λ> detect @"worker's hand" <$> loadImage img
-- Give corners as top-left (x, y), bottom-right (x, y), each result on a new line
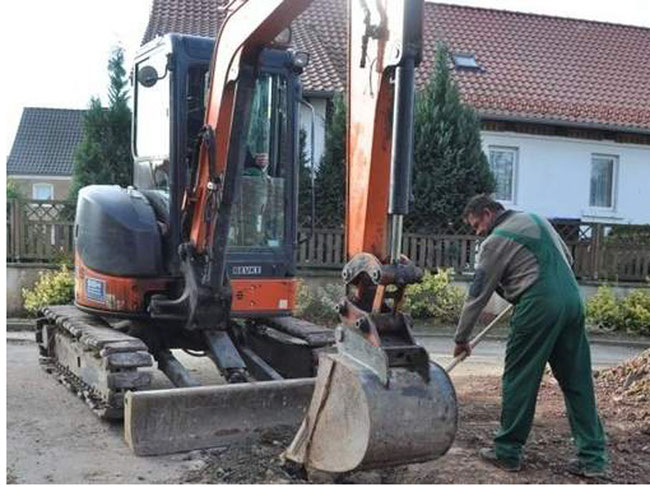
top-left (453, 342), bottom-right (471, 358)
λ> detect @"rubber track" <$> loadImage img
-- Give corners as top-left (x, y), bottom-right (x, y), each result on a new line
top-left (37, 305), bottom-right (153, 419)
top-left (38, 354), bottom-right (122, 418)
top-left (267, 316), bottom-right (335, 347)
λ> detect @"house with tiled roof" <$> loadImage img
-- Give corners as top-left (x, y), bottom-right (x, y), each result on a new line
top-left (142, 0), bottom-right (650, 224)
top-left (7, 107), bottom-right (85, 200)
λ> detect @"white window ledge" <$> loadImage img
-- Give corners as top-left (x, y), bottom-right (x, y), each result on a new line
top-left (581, 209), bottom-right (624, 222)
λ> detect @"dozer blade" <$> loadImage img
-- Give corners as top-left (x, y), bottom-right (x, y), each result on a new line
top-left (284, 353), bottom-right (458, 473)
top-left (125, 378), bottom-right (315, 456)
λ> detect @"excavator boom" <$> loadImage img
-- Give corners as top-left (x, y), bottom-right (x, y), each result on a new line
top-left (123, 0), bottom-right (320, 455)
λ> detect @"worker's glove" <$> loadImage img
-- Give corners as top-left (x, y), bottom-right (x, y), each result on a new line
top-left (453, 341), bottom-right (472, 358)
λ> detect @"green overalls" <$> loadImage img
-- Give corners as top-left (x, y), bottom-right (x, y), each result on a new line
top-left (491, 214), bottom-right (608, 470)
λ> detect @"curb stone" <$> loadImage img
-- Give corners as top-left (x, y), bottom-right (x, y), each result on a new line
top-left (412, 331), bottom-right (650, 349)
top-left (7, 319), bottom-right (650, 349)
top-left (6, 331), bottom-right (35, 343)
top-left (7, 319), bottom-right (35, 332)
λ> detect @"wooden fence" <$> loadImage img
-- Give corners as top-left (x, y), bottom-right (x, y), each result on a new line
top-left (7, 199), bottom-right (74, 263)
top-left (297, 228), bottom-right (480, 273)
top-left (7, 199), bottom-right (650, 282)
top-left (565, 224), bottom-right (650, 282)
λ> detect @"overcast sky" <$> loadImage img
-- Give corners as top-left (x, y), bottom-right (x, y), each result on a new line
top-left (1, 0), bottom-right (649, 168)
top-left (0, 0), bottom-right (152, 167)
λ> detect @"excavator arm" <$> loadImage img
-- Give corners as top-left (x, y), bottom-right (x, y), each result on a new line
top-left (284, 0), bottom-right (458, 473)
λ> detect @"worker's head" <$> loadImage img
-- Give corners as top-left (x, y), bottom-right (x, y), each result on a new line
top-left (462, 194), bottom-right (505, 236)
top-left (254, 153), bottom-right (269, 171)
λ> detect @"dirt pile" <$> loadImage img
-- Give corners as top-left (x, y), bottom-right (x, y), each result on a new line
top-left (596, 348), bottom-right (650, 402)
top-left (594, 348), bottom-right (650, 431)
top-left (182, 370), bottom-right (650, 484)
top-left (180, 427), bottom-right (311, 484)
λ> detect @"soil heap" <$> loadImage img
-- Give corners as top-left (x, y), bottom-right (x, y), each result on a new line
top-left (595, 348), bottom-right (650, 429)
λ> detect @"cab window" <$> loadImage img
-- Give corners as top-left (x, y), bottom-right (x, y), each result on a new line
top-left (229, 73), bottom-right (289, 249)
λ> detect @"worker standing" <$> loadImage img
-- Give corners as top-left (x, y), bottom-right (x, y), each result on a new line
top-left (453, 194), bottom-right (608, 478)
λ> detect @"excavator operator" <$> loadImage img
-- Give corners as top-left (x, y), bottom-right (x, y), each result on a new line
top-left (453, 194), bottom-right (609, 478)
top-left (243, 151), bottom-right (270, 177)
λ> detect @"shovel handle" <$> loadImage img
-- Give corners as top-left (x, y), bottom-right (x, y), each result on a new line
top-left (444, 304), bottom-right (514, 373)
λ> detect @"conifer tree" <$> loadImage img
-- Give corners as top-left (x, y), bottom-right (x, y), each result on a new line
top-left (7, 180), bottom-right (23, 200)
top-left (314, 94), bottom-right (346, 227)
top-left (68, 46), bottom-right (132, 205)
top-left (298, 129), bottom-right (314, 226)
top-left (409, 43), bottom-right (494, 233)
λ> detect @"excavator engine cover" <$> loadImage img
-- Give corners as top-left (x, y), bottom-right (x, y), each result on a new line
top-left (76, 185), bottom-right (164, 277)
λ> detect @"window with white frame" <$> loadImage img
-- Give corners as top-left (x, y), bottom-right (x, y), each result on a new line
top-left (488, 146), bottom-right (517, 203)
top-left (32, 183), bottom-right (54, 200)
top-left (589, 154), bottom-right (617, 209)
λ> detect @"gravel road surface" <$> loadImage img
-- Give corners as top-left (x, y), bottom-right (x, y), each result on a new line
top-left (6, 332), bottom-right (646, 483)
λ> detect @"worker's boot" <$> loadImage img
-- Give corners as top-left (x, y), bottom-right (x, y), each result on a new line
top-left (567, 459), bottom-right (611, 480)
top-left (478, 448), bottom-right (521, 472)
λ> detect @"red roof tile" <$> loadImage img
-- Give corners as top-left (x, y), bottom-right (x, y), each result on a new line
top-left (426, 3), bottom-right (650, 132)
top-left (142, 0), bottom-right (650, 132)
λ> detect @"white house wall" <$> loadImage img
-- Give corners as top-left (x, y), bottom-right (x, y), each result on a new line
top-left (299, 97), bottom-right (328, 169)
top-left (481, 131), bottom-right (650, 225)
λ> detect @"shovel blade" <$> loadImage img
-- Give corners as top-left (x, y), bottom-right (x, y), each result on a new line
top-left (285, 354), bottom-right (458, 473)
top-left (125, 378), bottom-right (315, 455)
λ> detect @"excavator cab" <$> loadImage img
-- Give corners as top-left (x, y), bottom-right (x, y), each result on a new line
top-left (131, 34), bottom-right (306, 317)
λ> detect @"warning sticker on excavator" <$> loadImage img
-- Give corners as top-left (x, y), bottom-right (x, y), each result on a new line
top-left (86, 278), bottom-right (106, 303)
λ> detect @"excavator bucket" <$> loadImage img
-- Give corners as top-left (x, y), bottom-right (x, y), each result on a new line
top-left (284, 340), bottom-right (458, 472)
top-left (125, 378), bottom-right (315, 456)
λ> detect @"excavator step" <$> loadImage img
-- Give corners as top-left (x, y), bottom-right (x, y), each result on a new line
top-left (124, 378), bottom-right (315, 455)
top-left (266, 316), bottom-right (335, 347)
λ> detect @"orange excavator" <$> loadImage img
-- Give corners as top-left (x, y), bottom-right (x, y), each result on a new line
top-left (36, 0), bottom-right (457, 473)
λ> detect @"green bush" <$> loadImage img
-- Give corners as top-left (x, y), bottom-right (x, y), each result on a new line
top-left (7, 179), bottom-right (24, 200)
top-left (294, 280), bottom-right (344, 327)
top-left (403, 268), bottom-right (466, 324)
top-left (604, 225), bottom-right (650, 245)
top-left (585, 286), bottom-right (624, 332)
top-left (22, 265), bottom-right (75, 316)
top-left (586, 286), bottom-right (650, 335)
top-left (620, 289), bottom-right (650, 335)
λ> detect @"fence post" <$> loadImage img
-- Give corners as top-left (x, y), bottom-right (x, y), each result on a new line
top-left (12, 199), bottom-right (23, 262)
top-left (591, 224), bottom-right (603, 280)
top-left (7, 199), bottom-right (14, 260)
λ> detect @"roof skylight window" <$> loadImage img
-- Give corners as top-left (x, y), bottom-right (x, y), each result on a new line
top-left (452, 53), bottom-right (480, 70)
